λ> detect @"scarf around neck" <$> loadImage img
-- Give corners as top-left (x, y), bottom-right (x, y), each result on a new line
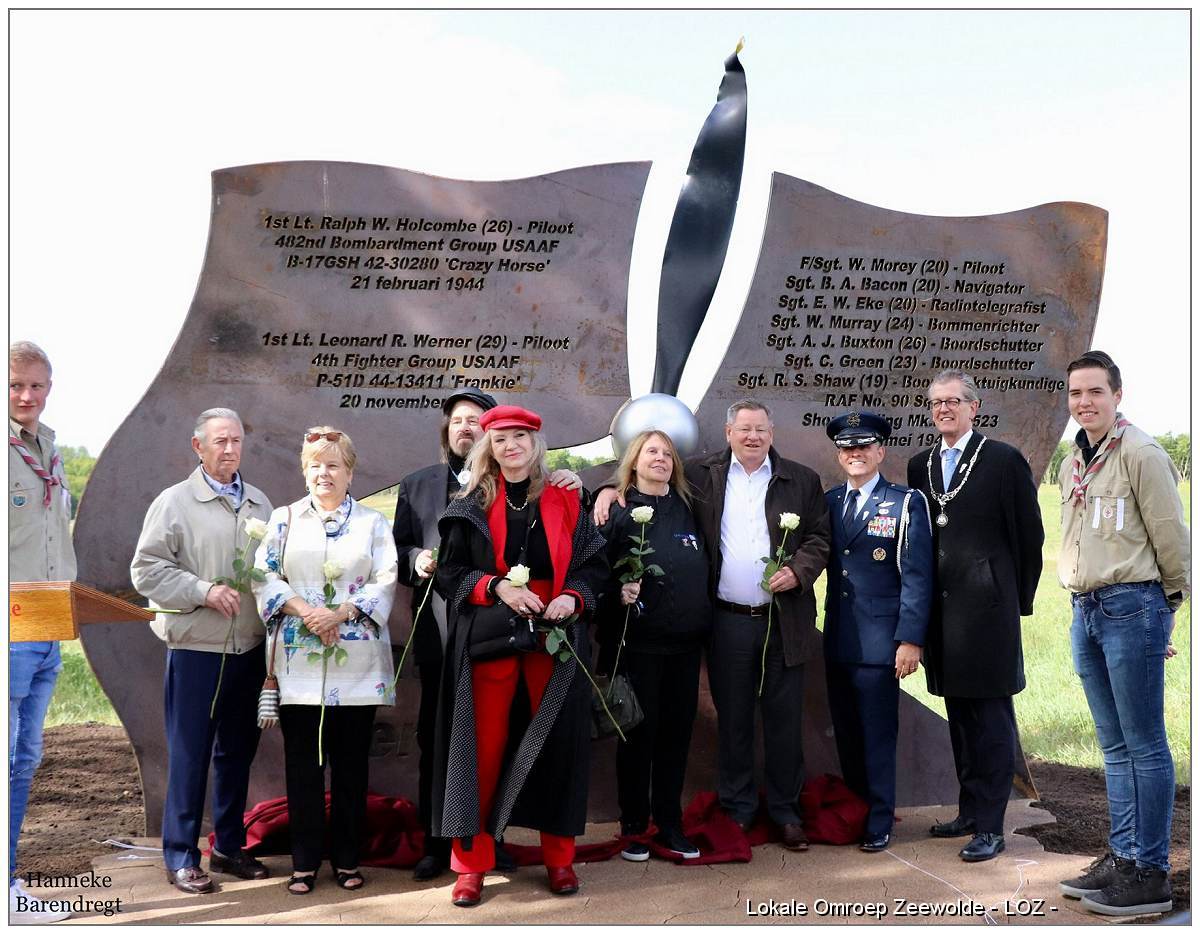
top-left (1071, 413), bottom-right (1130, 504)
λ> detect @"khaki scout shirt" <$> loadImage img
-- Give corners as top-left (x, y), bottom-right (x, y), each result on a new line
top-left (8, 418), bottom-right (77, 583)
top-left (1058, 422), bottom-right (1189, 609)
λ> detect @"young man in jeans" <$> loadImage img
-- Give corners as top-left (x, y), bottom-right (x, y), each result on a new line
top-left (1057, 350), bottom-right (1189, 916)
top-left (9, 341), bottom-right (75, 924)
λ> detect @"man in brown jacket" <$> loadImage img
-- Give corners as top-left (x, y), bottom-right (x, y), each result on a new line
top-left (687, 400), bottom-right (830, 848)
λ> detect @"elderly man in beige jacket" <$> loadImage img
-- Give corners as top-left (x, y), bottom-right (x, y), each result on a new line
top-left (131, 408), bottom-right (272, 895)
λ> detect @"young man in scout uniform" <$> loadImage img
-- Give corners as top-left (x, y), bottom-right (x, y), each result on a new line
top-left (9, 341), bottom-right (75, 924)
top-left (1056, 351), bottom-right (1189, 917)
top-left (823, 411), bottom-right (932, 852)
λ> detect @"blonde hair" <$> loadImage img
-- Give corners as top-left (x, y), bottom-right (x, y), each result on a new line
top-left (10, 341), bottom-right (52, 375)
top-left (458, 428), bottom-right (548, 509)
top-left (300, 426), bottom-right (357, 473)
top-left (611, 430), bottom-right (691, 505)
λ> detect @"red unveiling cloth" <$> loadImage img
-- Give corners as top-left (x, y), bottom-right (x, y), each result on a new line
top-left (216, 775), bottom-right (867, 867)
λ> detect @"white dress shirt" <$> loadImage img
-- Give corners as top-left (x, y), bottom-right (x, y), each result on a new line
top-left (717, 453), bottom-right (773, 606)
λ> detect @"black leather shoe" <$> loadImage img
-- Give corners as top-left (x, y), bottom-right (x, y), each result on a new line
top-left (167, 866), bottom-right (215, 894)
top-left (209, 849), bottom-right (268, 880)
top-left (959, 832), bottom-right (1005, 862)
top-left (413, 853), bottom-right (447, 882)
top-left (860, 833), bottom-right (890, 853)
top-left (494, 841), bottom-right (518, 872)
top-left (930, 815), bottom-right (976, 838)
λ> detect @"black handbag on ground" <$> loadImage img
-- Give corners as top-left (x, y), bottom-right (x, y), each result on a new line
top-left (467, 508), bottom-right (541, 661)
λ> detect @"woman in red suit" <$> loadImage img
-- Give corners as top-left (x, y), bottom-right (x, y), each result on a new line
top-left (433, 405), bottom-right (608, 907)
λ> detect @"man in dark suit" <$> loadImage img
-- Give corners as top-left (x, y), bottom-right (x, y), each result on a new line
top-left (906, 370), bottom-right (1043, 862)
top-left (393, 388), bottom-right (584, 880)
top-left (393, 387), bottom-right (498, 880)
top-left (823, 411), bottom-right (932, 853)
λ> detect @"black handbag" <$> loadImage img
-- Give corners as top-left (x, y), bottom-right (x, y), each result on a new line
top-left (468, 603), bottom-right (539, 661)
top-left (467, 508), bottom-right (541, 661)
top-left (590, 672), bottom-right (644, 739)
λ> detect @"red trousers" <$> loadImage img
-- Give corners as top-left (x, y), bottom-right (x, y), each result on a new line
top-left (451, 651), bottom-right (576, 872)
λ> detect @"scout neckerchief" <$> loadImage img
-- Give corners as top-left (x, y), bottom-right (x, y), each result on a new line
top-left (9, 430), bottom-right (62, 507)
top-left (1070, 414), bottom-right (1131, 504)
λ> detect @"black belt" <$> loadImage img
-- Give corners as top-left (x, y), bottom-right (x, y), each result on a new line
top-left (716, 599), bottom-right (769, 618)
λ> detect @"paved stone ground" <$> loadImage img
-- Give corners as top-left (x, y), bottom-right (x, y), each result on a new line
top-left (21, 802), bottom-right (1146, 926)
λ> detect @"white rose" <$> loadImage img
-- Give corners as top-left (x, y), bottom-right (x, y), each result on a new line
top-left (779, 512), bottom-right (800, 531)
top-left (506, 564), bottom-right (531, 588)
top-left (243, 517), bottom-right (269, 541)
top-left (630, 505), bottom-right (655, 524)
top-left (322, 560), bottom-right (343, 582)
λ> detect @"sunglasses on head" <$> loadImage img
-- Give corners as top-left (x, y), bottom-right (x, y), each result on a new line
top-left (305, 431), bottom-right (343, 443)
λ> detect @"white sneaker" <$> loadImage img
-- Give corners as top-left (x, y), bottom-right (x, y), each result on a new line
top-left (9, 879), bottom-right (71, 924)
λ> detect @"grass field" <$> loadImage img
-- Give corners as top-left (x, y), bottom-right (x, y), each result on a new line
top-left (49, 484), bottom-right (1191, 782)
top-left (893, 481), bottom-right (1191, 783)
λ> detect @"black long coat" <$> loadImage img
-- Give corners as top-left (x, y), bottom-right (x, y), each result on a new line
top-left (431, 484), bottom-right (608, 842)
top-left (391, 462), bottom-right (455, 667)
top-left (906, 433), bottom-right (1044, 698)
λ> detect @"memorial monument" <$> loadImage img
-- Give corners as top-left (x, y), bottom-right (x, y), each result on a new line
top-left (73, 48), bottom-right (1105, 834)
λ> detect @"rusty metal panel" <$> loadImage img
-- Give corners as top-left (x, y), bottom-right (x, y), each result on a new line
top-left (695, 173), bottom-right (1108, 483)
top-left (75, 160), bottom-right (649, 830)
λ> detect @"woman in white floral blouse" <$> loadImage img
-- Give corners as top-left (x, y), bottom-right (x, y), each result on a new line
top-left (252, 427), bottom-right (397, 896)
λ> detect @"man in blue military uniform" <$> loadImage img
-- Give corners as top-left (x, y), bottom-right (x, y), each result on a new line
top-left (823, 411), bottom-right (933, 852)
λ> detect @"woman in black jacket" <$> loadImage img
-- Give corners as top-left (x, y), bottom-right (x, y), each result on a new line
top-left (599, 429), bottom-right (712, 861)
top-left (433, 405), bottom-right (608, 907)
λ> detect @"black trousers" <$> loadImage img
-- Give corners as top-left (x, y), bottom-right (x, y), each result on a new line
top-left (616, 648), bottom-right (702, 833)
top-left (279, 704), bottom-right (376, 872)
top-left (944, 695), bottom-right (1017, 835)
top-left (825, 660), bottom-right (898, 838)
top-left (708, 608), bottom-right (806, 827)
top-left (416, 658), bottom-right (451, 861)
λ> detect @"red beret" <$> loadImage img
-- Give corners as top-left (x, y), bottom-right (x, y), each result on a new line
top-left (479, 405), bottom-right (542, 432)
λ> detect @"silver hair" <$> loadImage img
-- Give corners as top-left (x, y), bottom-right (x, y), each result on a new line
top-left (725, 398), bottom-right (772, 425)
top-left (927, 369), bottom-right (981, 404)
top-left (193, 408), bottom-right (244, 442)
top-left (9, 341), bottom-right (52, 375)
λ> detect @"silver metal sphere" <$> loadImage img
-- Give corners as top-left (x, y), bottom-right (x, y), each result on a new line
top-left (610, 393), bottom-right (700, 459)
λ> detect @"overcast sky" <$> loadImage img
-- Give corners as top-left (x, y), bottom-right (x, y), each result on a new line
top-left (8, 8), bottom-right (1190, 455)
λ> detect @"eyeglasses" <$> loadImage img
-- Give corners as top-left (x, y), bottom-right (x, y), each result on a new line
top-left (305, 431), bottom-right (343, 443)
top-left (928, 398), bottom-right (965, 411)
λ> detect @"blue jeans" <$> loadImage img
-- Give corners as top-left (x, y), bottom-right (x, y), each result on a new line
top-left (9, 641), bottom-right (62, 875)
top-left (1070, 581), bottom-right (1174, 871)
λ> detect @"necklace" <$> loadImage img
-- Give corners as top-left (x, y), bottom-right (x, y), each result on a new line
top-left (925, 437), bottom-right (987, 527)
top-left (314, 496), bottom-right (353, 538)
top-left (505, 492), bottom-right (529, 511)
